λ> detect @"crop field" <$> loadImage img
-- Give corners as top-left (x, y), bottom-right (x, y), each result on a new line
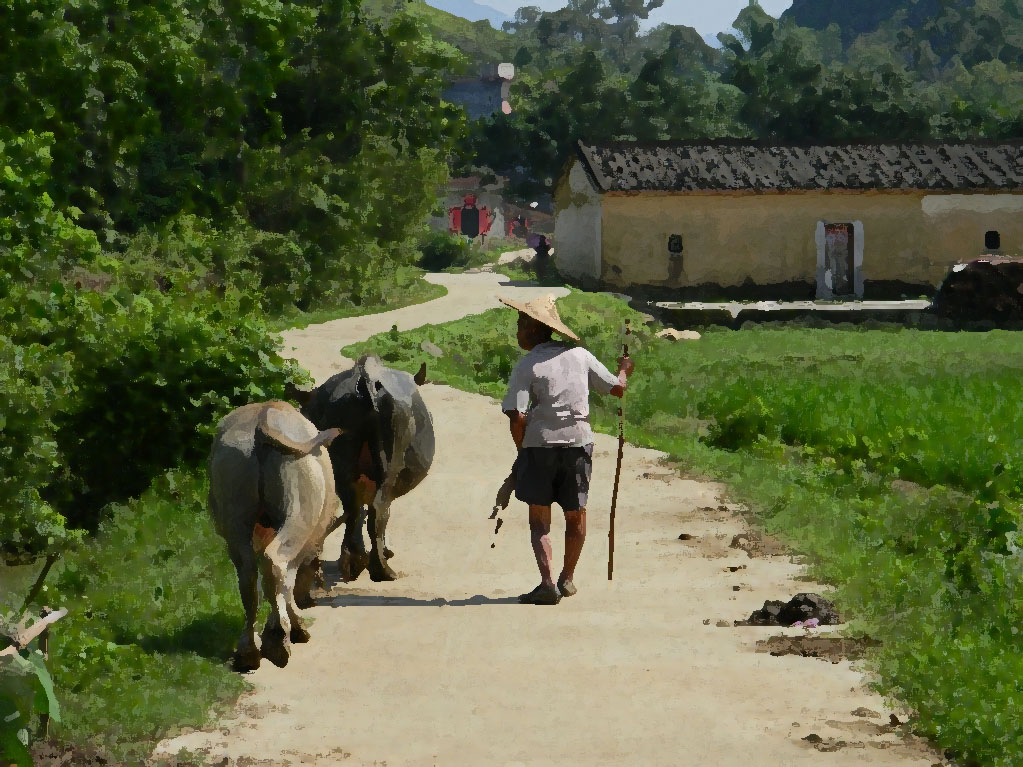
top-left (344, 291), bottom-right (1023, 767)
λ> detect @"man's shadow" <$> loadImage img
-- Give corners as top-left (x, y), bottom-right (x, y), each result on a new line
top-left (314, 561), bottom-right (519, 607)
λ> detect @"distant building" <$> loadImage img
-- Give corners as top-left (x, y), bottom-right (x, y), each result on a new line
top-left (441, 78), bottom-right (502, 121)
top-left (554, 140), bottom-right (1023, 299)
top-left (442, 63), bottom-right (513, 121)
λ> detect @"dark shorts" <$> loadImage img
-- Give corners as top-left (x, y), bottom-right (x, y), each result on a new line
top-left (514, 444), bottom-right (593, 511)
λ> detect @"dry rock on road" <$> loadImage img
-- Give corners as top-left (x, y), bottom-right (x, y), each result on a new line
top-left (154, 273), bottom-right (940, 766)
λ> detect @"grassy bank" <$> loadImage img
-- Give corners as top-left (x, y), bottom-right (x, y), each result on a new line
top-left (267, 266), bottom-right (447, 331)
top-left (2, 471), bottom-right (246, 764)
top-left (343, 291), bottom-right (1023, 767)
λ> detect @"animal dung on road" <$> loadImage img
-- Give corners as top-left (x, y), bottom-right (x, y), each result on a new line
top-left (735, 593), bottom-right (842, 627)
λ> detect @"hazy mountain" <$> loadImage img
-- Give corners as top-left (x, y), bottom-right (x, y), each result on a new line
top-left (423, 0), bottom-right (512, 30)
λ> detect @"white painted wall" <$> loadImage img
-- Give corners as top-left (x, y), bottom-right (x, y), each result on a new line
top-left (921, 194), bottom-right (1023, 216)
top-left (553, 160), bottom-right (602, 281)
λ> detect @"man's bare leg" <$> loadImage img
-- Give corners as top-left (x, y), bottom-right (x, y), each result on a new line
top-left (528, 504), bottom-right (555, 587)
top-left (561, 508), bottom-right (586, 586)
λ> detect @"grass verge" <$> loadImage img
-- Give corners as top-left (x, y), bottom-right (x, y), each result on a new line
top-left (343, 290), bottom-right (1023, 767)
top-left (267, 266), bottom-right (446, 331)
top-left (8, 471), bottom-right (249, 764)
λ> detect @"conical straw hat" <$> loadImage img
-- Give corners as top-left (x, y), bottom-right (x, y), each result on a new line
top-left (497, 293), bottom-right (580, 342)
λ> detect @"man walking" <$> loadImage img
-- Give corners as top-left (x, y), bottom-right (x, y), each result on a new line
top-left (498, 294), bottom-right (634, 605)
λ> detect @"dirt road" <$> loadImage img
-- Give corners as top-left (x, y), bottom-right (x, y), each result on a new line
top-left (155, 273), bottom-right (940, 766)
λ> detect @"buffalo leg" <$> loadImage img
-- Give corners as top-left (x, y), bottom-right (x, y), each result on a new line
top-left (228, 540), bottom-right (261, 672)
top-left (368, 496), bottom-right (397, 581)
top-left (336, 484), bottom-right (369, 581)
top-left (293, 557), bottom-right (318, 609)
top-left (258, 556), bottom-right (292, 668)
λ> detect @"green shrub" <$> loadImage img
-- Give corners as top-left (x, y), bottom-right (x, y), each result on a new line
top-left (417, 230), bottom-right (474, 270)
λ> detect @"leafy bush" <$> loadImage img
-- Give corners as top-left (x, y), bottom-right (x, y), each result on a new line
top-left (417, 230), bottom-right (474, 271)
top-left (1, 644), bottom-right (60, 767)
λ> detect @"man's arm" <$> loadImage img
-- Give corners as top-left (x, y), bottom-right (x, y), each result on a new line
top-left (505, 410), bottom-right (527, 450)
top-left (588, 350), bottom-right (635, 399)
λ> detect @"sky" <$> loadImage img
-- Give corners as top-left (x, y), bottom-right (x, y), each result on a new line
top-left (476, 0), bottom-right (795, 45)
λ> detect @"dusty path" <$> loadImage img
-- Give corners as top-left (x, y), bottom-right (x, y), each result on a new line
top-left (156, 273), bottom-right (940, 766)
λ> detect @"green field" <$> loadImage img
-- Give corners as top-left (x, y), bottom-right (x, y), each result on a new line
top-left (343, 291), bottom-right (1023, 767)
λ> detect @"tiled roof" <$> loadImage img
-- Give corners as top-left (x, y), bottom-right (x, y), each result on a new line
top-left (576, 140), bottom-right (1023, 192)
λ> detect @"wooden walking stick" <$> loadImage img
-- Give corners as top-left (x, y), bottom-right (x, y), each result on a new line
top-left (608, 319), bottom-right (630, 581)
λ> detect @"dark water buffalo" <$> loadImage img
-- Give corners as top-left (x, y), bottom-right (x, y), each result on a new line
top-left (209, 401), bottom-right (341, 671)
top-left (298, 355), bottom-right (435, 582)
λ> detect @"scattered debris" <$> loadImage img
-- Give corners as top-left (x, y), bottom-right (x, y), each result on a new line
top-left (756, 635), bottom-right (880, 663)
top-left (656, 328), bottom-right (701, 341)
top-left (728, 531), bottom-right (789, 558)
top-left (725, 565), bottom-right (747, 572)
top-left (715, 620), bottom-right (731, 627)
top-left (736, 593), bottom-right (841, 626)
top-left (641, 471), bottom-right (675, 482)
top-left (852, 707), bottom-right (882, 719)
top-left (420, 340), bottom-right (444, 357)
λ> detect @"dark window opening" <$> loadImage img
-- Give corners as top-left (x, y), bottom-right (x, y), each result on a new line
top-left (668, 234), bottom-right (683, 253)
top-left (986, 230), bottom-right (1001, 250)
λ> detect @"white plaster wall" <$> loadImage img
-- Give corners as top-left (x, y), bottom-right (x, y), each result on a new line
top-left (553, 161), bottom-right (602, 281)
top-left (922, 194), bottom-right (1023, 216)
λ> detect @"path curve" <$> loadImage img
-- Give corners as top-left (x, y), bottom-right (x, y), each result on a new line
top-left (155, 273), bottom-right (940, 766)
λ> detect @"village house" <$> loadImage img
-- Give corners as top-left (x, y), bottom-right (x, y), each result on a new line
top-left (553, 140), bottom-right (1023, 300)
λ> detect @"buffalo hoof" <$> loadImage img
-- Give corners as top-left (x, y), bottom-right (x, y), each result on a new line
top-left (294, 591), bottom-right (316, 610)
top-left (368, 558), bottom-right (398, 582)
top-left (232, 647), bottom-right (261, 673)
top-left (261, 641), bottom-right (290, 668)
top-left (339, 549), bottom-right (370, 582)
top-left (290, 625), bottom-right (311, 644)
top-left (384, 547), bottom-right (395, 560)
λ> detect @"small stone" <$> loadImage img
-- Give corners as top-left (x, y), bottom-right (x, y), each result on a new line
top-left (656, 328), bottom-right (701, 341)
top-left (802, 733), bottom-right (823, 744)
top-left (702, 619), bottom-right (710, 625)
top-left (715, 620), bottom-right (730, 627)
top-left (732, 585), bottom-right (741, 591)
top-left (851, 707), bottom-right (881, 719)
top-left (421, 341), bottom-right (444, 357)
top-left (792, 722), bottom-right (800, 727)
top-left (678, 533), bottom-right (694, 541)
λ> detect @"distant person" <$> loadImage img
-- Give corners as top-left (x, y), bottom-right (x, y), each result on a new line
top-left (532, 235), bottom-right (551, 280)
top-left (460, 194), bottom-right (481, 242)
top-left (508, 214), bottom-right (529, 239)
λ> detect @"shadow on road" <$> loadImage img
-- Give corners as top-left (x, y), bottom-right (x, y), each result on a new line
top-left (315, 592), bottom-right (520, 608)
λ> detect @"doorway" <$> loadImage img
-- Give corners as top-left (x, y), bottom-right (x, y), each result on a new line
top-left (825, 223), bottom-right (855, 296)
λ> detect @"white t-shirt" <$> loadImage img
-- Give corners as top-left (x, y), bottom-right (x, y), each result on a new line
top-left (501, 342), bottom-right (620, 447)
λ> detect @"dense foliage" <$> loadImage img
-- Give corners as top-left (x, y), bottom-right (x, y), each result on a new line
top-left (454, 0), bottom-right (1023, 193)
top-left (343, 294), bottom-right (1023, 767)
top-left (0, 0), bottom-right (468, 564)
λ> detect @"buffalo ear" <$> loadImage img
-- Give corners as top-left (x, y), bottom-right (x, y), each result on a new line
top-left (413, 362), bottom-right (427, 386)
top-left (284, 382), bottom-right (313, 406)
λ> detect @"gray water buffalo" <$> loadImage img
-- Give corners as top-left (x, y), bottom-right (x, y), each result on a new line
top-left (209, 401), bottom-right (341, 671)
top-left (297, 354), bottom-right (435, 582)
